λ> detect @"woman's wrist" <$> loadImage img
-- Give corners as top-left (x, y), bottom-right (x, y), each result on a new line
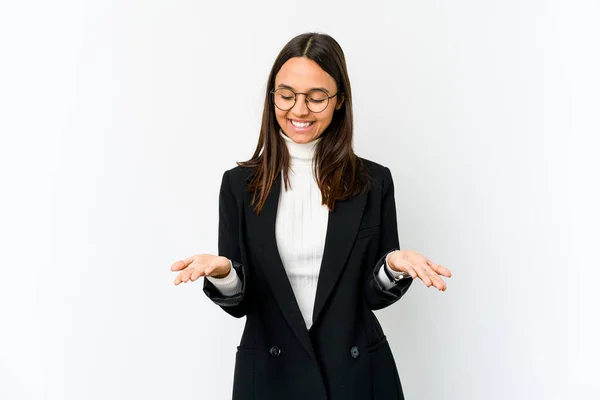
top-left (211, 257), bottom-right (233, 279)
top-left (385, 251), bottom-right (410, 280)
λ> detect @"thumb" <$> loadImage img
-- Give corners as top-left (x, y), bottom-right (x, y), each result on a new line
top-left (170, 256), bottom-right (194, 271)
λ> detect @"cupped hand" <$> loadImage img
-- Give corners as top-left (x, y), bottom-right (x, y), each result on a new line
top-left (170, 254), bottom-right (231, 285)
top-left (387, 250), bottom-right (452, 291)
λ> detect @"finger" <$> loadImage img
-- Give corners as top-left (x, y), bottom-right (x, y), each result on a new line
top-left (421, 263), bottom-right (447, 290)
top-left (427, 261), bottom-right (452, 278)
top-left (180, 268), bottom-right (194, 283)
top-left (429, 274), bottom-right (447, 291)
top-left (171, 257), bottom-right (194, 271)
top-left (174, 273), bottom-right (183, 286)
top-left (441, 265), bottom-right (452, 277)
top-left (190, 269), bottom-right (204, 281)
top-left (170, 261), bottom-right (184, 271)
top-left (413, 263), bottom-right (433, 286)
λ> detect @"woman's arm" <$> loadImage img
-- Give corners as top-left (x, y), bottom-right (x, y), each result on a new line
top-left (364, 167), bottom-right (413, 310)
top-left (202, 169), bottom-right (252, 318)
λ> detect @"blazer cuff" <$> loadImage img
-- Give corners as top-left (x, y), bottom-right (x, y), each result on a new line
top-left (376, 250), bottom-right (405, 289)
top-left (371, 249), bottom-right (412, 293)
top-left (203, 259), bottom-right (246, 307)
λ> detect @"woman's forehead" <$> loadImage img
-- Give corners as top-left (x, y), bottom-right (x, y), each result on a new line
top-left (275, 57), bottom-right (336, 91)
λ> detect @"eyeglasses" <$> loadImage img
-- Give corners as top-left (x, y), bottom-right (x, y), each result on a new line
top-left (270, 87), bottom-right (340, 113)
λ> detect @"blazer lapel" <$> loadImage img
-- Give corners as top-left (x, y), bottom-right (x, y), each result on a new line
top-left (312, 186), bottom-right (367, 328)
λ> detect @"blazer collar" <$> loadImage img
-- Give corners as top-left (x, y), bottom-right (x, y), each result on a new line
top-left (244, 172), bottom-right (368, 359)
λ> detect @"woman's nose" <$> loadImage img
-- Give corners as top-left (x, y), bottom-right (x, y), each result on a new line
top-left (291, 94), bottom-right (310, 116)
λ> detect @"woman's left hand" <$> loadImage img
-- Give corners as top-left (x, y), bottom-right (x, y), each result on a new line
top-left (387, 250), bottom-right (452, 291)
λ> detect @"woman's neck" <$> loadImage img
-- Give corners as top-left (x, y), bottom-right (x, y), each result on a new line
top-left (279, 128), bottom-right (320, 167)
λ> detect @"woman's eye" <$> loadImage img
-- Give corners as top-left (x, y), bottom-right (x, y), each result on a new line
top-left (309, 99), bottom-right (325, 103)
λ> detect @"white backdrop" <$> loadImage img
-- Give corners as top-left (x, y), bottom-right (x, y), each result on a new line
top-left (1, 1), bottom-right (598, 399)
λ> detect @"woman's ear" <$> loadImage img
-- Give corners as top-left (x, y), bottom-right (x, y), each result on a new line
top-left (335, 94), bottom-right (345, 110)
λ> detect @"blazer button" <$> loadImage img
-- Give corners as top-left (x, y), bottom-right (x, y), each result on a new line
top-left (269, 346), bottom-right (281, 357)
top-left (350, 346), bottom-right (360, 359)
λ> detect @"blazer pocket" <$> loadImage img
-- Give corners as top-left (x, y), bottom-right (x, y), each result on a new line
top-left (355, 225), bottom-right (380, 240)
top-left (367, 335), bottom-right (388, 354)
top-left (367, 336), bottom-right (403, 400)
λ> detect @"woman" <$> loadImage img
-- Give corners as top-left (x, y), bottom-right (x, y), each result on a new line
top-left (170, 32), bottom-right (452, 400)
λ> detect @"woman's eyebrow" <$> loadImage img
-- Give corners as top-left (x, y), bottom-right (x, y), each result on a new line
top-left (276, 83), bottom-right (330, 94)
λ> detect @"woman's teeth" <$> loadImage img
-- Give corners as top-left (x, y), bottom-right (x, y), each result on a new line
top-left (291, 120), bottom-right (314, 128)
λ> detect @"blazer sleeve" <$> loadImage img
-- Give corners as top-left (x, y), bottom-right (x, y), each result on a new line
top-left (202, 169), bottom-right (251, 318)
top-left (365, 166), bottom-right (413, 310)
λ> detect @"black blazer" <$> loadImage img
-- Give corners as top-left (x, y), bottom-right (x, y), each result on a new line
top-left (203, 158), bottom-right (413, 400)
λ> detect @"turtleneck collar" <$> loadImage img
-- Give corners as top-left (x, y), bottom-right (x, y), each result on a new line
top-left (279, 128), bottom-right (320, 167)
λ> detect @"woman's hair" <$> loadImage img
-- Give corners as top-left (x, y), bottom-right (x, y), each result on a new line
top-left (238, 32), bottom-right (373, 215)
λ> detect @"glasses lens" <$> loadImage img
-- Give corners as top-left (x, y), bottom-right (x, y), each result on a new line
top-left (307, 89), bottom-right (329, 113)
top-left (273, 89), bottom-right (295, 111)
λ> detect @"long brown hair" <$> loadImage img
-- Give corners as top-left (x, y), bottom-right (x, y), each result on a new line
top-left (238, 32), bottom-right (372, 215)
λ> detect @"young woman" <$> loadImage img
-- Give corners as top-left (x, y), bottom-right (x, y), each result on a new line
top-left (170, 32), bottom-right (452, 400)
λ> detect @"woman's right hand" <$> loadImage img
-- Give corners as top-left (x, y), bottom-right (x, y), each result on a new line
top-left (170, 254), bottom-right (232, 285)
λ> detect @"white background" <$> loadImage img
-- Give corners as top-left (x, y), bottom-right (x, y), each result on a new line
top-left (1, 1), bottom-right (598, 399)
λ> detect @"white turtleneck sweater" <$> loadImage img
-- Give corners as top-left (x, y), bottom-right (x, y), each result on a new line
top-left (206, 129), bottom-right (407, 330)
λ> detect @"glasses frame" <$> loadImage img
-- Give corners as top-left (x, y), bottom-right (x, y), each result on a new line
top-left (270, 87), bottom-right (341, 113)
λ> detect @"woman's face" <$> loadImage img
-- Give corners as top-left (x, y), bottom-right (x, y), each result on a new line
top-left (273, 57), bottom-right (344, 144)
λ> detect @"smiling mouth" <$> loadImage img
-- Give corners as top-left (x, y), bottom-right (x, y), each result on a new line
top-left (289, 119), bottom-right (315, 128)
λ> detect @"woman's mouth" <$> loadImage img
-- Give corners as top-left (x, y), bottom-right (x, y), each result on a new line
top-left (289, 119), bottom-right (315, 132)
